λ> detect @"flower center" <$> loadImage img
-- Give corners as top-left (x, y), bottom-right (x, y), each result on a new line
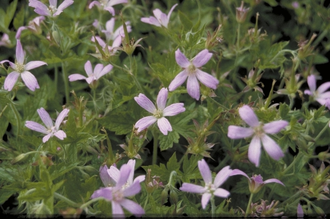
top-left (15, 62), bottom-right (25, 73)
top-left (48, 5), bottom-right (57, 14)
top-left (205, 182), bottom-right (215, 193)
top-left (253, 123), bottom-right (264, 137)
top-left (153, 109), bottom-right (163, 119)
top-left (187, 64), bottom-right (196, 75)
top-left (48, 126), bottom-right (57, 134)
top-left (100, 0), bottom-right (107, 7)
top-left (112, 188), bottom-right (124, 202)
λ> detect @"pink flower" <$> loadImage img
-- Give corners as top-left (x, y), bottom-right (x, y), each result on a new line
top-left (91, 35), bottom-right (121, 57)
top-left (180, 159), bottom-right (233, 209)
top-left (89, 0), bottom-right (127, 16)
top-left (0, 34), bottom-right (11, 47)
top-left (304, 75), bottom-right (330, 109)
top-left (16, 16), bottom-right (45, 39)
top-left (227, 105), bottom-right (288, 167)
top-left (0, 40), bottom-right (47, 91)
top-left (100, 18), bottom-right (131, 42)
top-left (141, 4), bottom-right (178, 28)
top-left (169, 49), bottom-right (219, 100)
top-left (25, 108), bottom-right (69, 143)
top-left (68, 60), bottom-right (112, 84)
top-left (29, 0), bottom-right (74, 17)
top-left (91, 163), bottom-right (145, 217)
top-left (297, 203), bottom-right (304, 217)
top-left (134, 88), bottom-right (185, 135)
top-left (230, 170), bottom-right (284, 194)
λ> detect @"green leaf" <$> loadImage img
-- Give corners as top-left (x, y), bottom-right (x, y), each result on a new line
top-left (13, 5), bottom-right (24, 30)
top-left (313, 54), bottom-right (329, 64)
top-left (279, 103), bottom-right (290, 120)
top-left (181, 155), bottom-right (201, 182)
top-left (159, 130), bottom-right (180, 151)
top-left (0, 189), bottom-right (15, 205)
top-left (178, 11), bottom-right (193, 30)
top-left (4, 0), bottom-right (17, 28)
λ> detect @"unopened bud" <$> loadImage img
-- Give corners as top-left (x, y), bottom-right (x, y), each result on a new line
top-left (161, 188), bottom-right (169, 205)
top-left (52, 30), bottom-right (61, 47)
top-left (169, 190), bottom-right (178, 205)
top-left (236, 1), bottom-right (249, 23)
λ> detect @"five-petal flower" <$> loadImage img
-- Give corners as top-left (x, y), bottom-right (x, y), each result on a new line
top-left (304, 74), bottom-right (330, 109)
top-left (16, 16), bottom-right (45, 39)
top-left (180, 159), bottom-right (233, 209)
top-left (89, 0), bottom-right (127, 16)
top-left (134, 88), bottom-right (185, 135)
top-left (141, 3), bottom-right (178, 28)
top-left (0, 40), bottom-right (47, 91)
top-left (29, 0), bottom-right (74, 17)
top-left (25, 108), bottom-right (69, 143)
top-left (68, 60), bottom-right (112, 85)
top-left (169, 49), bottom-right (219, 100)
top-left (227, 105), bottom-right (288, 167)
top-left (91, 163), bottom-right (145, 217)
top-left (101, 18), bottom-right (131, 43)
top-left (230, 170), bottom-right (284, 194)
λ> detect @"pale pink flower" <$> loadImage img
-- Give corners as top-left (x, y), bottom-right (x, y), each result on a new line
top-left (180, 159), bottom-right (233, 209)
top-left (25, 108), bottom-right (69, 143)
top-left (101, 18), bottom-right (131, 42)
top-left (91, 35), bottom-right (121, 57)
top-left (68, 60), bottom-right (112, 84)
top-left (141, 4), bottom-right (178, 28)
top-left (134, 88), bottom-right (185, 135)
top-left (169, 49), bottom-right (219, 100)
top-left (227, 105), bottom-right (288, 167)
top-left (89, 0), bottom-right (127, 16)
top-left (91, 163), bottom-right (145, 217)
top-left (304, 74), bottom-right (330, 109)
top-left (297, 203), bottom-right (304, 217)
top-left (0, 40), bottom-right (47, 91)
top-left (29, 0), bottom-right (74, 17)
top-left (230, 170), bottom-right (284, 194)
top-left (0, 34), bottom-right (11, 47)
top-left (16, 16), bottom-right (45, 39)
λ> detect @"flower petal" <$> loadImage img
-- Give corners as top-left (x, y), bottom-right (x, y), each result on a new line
top-left (214, 166), bottom-right (232, 188)
top-left (54, 130), bottom-right (66, 140)
top-left (100, 165), bottom-right (115, 187)
top-left (53, 0), bottom-right (74, 16)
top-left (97, 64), bottom-right (113, 80)
top-left (112, 201), bottom-right (124, 216)
top-left (117, 164), bottom-right (131, 188)
top-left (163, 103), bottom-right (185, 116)
top-left (227, 126), bottom-right (254, 139)
top-left (214, 188), bottom-right (230, 198)
top-left (135, 116), bottom-right (157, 133)
top-left (175, 49), bottom-right (190, 68)
top-left (165, 4), bottom-right (178, 27)
top-left (264, 178), bottom-right (285, 186)
top-left (126, 159), bottom-right (136, 185)
top-left (192, 49), bottom-right (212, 68)
top-left (168, 70), bottom-right (188, 91)
top-left (152, 9), bottom-right (165, 23)
top-left (25, 121), bottom-right (48, 134)
top-left (180, 183), bottom-right (206, 194)
top-left (49, 0), bottom-right (57, 7)
top-left (263, 121), bottom-right (288, 134)
top-left (133, 175), bottom-right (146, 183)
top-left (25, 61), bottom-right (47, 70)
top-left (304, 90), bottom-right (312, 95)
top-left (261, 134), bottom-right (284, 161)
top-left (68, 74), bottom-right (87, 82)
top-left (198, 159), bottom-right (212, 184)
top-left (55, 108), bottom-right (69, 130)
top-left (195, 70), bottom-right (219, 89)
top-left (156, 88), bottom-right (168, 110)
top-left (84, 60), bottom-right (93, 76)
top-left (88, 1), bottom-right (101, 9)
top-left (37, 108), bottom-right (53, 128)
top-left (307, 75), bottom-right (316, 92)
top-left (141, 17), bottom-right (161, 27)
top-left (21, 71), bottom-right (39, 91)
top-left (91, 187), bottom-right (112, 201)
top-left (29, 0), bottom-right (50, 16)
top-left (16, 26), bottom-right (27, 39)
top-left (134, 94), bottom-right (156, 114)
top-left (16, 40), bottom-right (25, 64)
top-left (109, 166), bottom-right (120, 184)
top-left (317, 82), bottom-right (330, 94)
top-left (297, 203), bottom-right (304, 218)
top-left (120, 198), bottom-right (145, 217)
top-left (105, 18), bottom-right (115, 33)
top-left (187, 75), bottom-right (200, 100)
top-left (201, 193), bottom-right (211, 209)
top-left (108, 0), bottom-right (127, 6)
top-left (42, 133), bottom-right (53, 143)
top-left (157, 117), bottom-right (172, 135)
top-left (248, 136), bottom-right (262, 167)
top-left (123, 181), bottom-right (141, 197)
top-left (230, 169), bottom-right (249, 179)
top-left (4, 71), bottom-right (20, 91)
top-left (239, 105), bottom-right (259, 127)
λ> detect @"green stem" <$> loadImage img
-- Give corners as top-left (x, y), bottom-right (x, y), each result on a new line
top-left (9, 102), bottom-right (21, 140)
top-left (312, 120), bottom-right (330, 144)
top-left (283, 152), bottom-right (303, 175)
top-left (80, 197), bottom-right (104, 209)
top-left (152, 131), bottom-right (158, 165)
top-left (236, 23), bottom-right (241, 52)
top-left (211, 195), bottom-right (216, 217)
top-left (54, 192), bottom-right (79, 207)
top-left (288, 95), bottom-right (295, 109)
top-left (55, 64), bottom-right (58, 91)
top-left (61, 62), bottom-right (70, 104)
top-left (245, 193), bottom-right (254, 217)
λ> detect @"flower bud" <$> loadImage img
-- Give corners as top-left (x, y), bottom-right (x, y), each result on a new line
top-left (161, 187), bottom-right (169, 205)
top-left (236, 1), bottom-right (249, 23)
top-left (52, 30), bottom-right (61, 47)
top-left (169, 189), bottom-right (178, 205)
